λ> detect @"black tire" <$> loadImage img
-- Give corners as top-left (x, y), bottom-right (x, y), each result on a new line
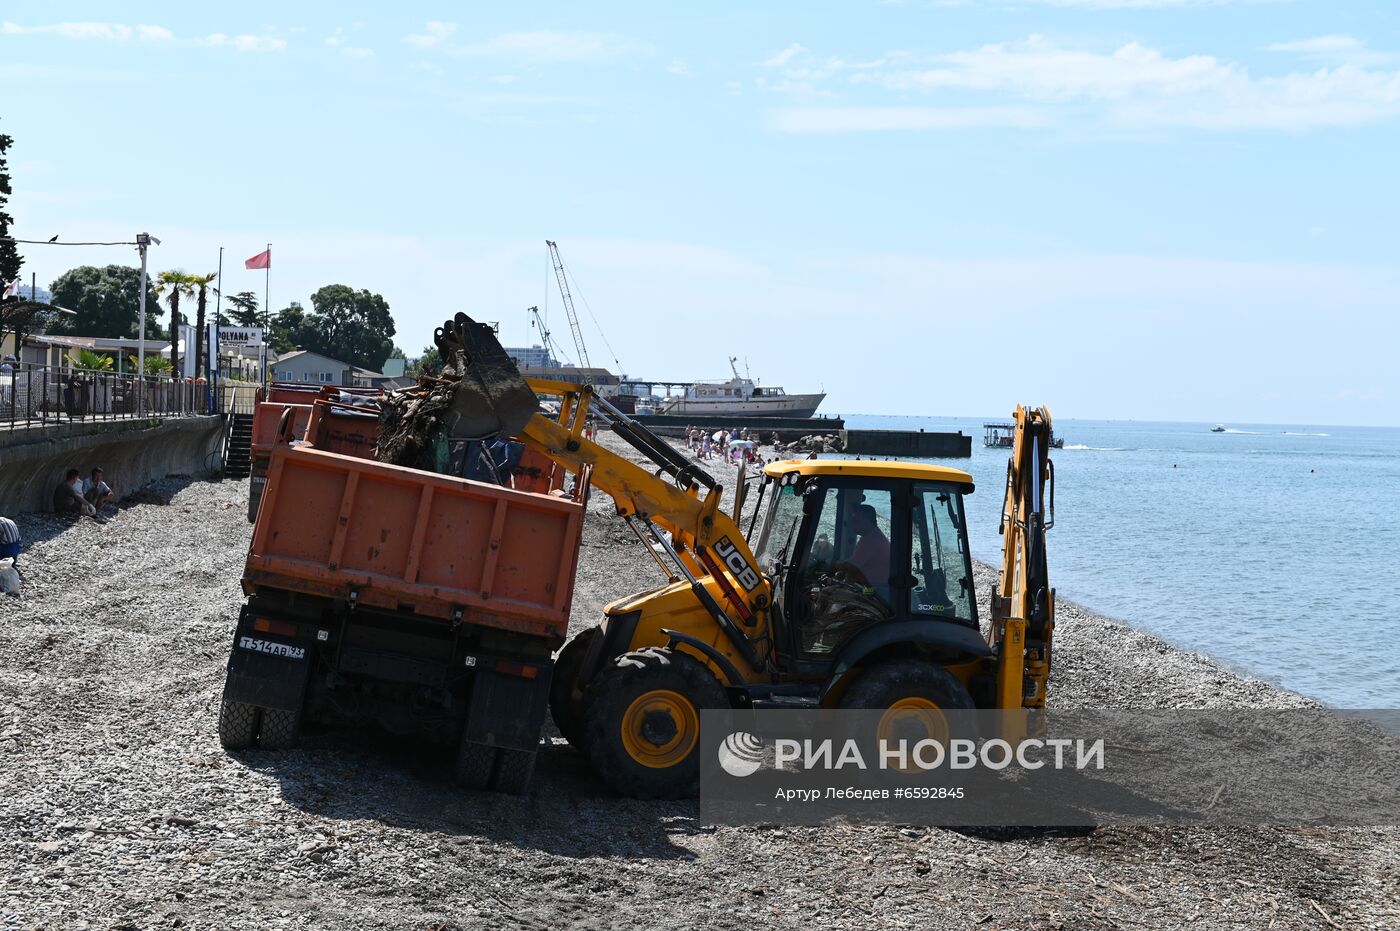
top-left (455, 739), bottom-right (496, 791)
top-left (247, 477), bottom-right (264, 524)
top-left (492, 748), bottom-right (537, 794)
top-left (840, 658), bottom-right (976, 710)
top-left (839, 658), bottom-right (976, 751)
top-left (550, 627), bottom-right (600, 749)
top-left (218, 695), bottom-right (259, 750)
top-left (257, 707), bottom-right (301, 751)
top-left (582, 647), bottom-right (728, 800)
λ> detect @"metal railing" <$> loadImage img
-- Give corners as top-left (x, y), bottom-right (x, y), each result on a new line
top-left (0, 362), bottom-right (208, 431)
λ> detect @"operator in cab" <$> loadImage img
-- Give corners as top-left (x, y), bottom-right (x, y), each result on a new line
top-left (848, 504), bottom-right (890, 588)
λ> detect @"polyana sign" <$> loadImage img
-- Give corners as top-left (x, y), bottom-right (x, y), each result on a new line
top-left (219, 327), bottom-right (265, 348)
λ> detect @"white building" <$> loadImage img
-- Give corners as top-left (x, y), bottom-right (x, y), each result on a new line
top-left (505, 345), bottom-right (558, 369)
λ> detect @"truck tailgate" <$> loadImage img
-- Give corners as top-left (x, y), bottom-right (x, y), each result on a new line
top-left (244, 445), bottom-right (583, 640)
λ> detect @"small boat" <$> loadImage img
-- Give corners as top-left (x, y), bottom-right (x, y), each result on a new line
top-left (984, 423), bottom-right (1064, 449)
top-left (1210, 424), bottom-right (1226, 433)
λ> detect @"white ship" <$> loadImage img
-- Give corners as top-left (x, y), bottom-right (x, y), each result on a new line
top-left (661, 358), bottom-right (825, 418)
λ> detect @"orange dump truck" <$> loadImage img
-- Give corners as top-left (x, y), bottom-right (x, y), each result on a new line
top-left (219, 412), bottom-right (587, 793)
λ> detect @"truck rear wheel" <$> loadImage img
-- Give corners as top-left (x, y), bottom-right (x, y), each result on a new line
top-left (257, 707), bottom-right (301, 751)
top-left (550, 627), bottom-right (599, 749)
top-left (583, 647), bottom-right (727, 799)
top-left (456, 740), bottom-right (496, 790)
top-left (218, 695), bottom-right (259, 750)
top-left (492, 748), bottom-right (537, 794)
top-left (455, 741), bottom-right (538, 794)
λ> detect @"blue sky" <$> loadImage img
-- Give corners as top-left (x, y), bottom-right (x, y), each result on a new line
top-left (3, 1), bottom-right (1398, 424)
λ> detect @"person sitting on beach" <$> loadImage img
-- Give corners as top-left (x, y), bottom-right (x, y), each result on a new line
top-left (83, 467), bottom-right (115, 511)
top-left (0, 516), bottom-right (20, 566)
top-left (54, 469), bottom-right (96, 517)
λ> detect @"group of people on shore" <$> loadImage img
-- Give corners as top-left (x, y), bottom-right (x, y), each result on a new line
top-left (682, 426), bottom-right (788, 467)
top-left (52, 467), bottom-right (115, 519)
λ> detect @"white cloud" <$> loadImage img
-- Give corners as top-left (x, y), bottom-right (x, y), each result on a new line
top-left (1017, 0), bottom-right (1269, 7)
top-left (341, 47), bottom-right (373, 60)
top-left (202, 33), bottom-right (287, 53)
top-left (462, 31), bottom-right (643, 62)
top-left (764, 44), bottom-right (806, 69)
top-left (489, 74), bottom-right (517, 84)
top-left (2, 21), bottom-right (172, 41)
top-left (1268, 36), bottom-right (1362, 55)
top-left (764, 36), bottom-right (1400, 132)
top-left (773, 106), bottom-right (1053, 132)
top-left (405, 21), bottom-right (457, 49)
top-left (667, 59), bottom-right (693, 77)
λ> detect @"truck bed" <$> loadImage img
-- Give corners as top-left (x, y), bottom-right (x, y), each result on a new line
top-left (243, 444), bottom-right (584, 642)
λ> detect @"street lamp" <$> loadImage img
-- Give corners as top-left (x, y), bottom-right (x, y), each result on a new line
top-left (135, 232), bottom-right (160, 414)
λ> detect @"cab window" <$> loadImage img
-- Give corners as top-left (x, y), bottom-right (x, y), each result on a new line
top-left (793, 483), bottom-right (895, 656)
top-left (910, 483), bottom-right (974, 622)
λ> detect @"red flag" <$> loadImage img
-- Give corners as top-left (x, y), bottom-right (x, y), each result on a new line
top-left (245, 248), bottom-right (271, 270)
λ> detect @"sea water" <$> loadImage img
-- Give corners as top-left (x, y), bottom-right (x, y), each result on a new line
top-left (839, 415), bottom-right (1400, 709)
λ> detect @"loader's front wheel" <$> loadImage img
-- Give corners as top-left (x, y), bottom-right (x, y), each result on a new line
top-left (550, 627), bottom-right (600, 750)
top-left (583, 648), bottom-right (726, 799)
top-left (839, 659), bottom-right (975, 755)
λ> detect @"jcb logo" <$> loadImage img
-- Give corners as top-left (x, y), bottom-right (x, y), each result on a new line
top-left (715, 536), bottom-right (761, 591)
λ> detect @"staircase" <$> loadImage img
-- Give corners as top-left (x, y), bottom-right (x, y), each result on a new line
top-left (224, 413), bottom-right (254, 478)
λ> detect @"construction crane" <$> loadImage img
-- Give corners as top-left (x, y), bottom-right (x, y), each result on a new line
top-left (527, 305), bottom-right (571, 368)
top-left (545, 240), bottom-right (592, 376)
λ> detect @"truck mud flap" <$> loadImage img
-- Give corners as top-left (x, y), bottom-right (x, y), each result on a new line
top-left (224, 632), bottom-right (312, 712)
top-left (464, 664), bottom-right (552, 752)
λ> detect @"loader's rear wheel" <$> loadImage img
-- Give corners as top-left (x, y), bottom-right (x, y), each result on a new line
top-left (583, 647), bottom-right (727, 799)
top-left (217, 695), bottom-right (259, 750)
top-left (839, 659), bottom-right (975, 760)
top-left (550, 627), bottom-right (600, 750)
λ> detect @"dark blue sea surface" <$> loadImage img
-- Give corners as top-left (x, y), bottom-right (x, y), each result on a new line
top-left (839, 414), bottom-right (1400, 708)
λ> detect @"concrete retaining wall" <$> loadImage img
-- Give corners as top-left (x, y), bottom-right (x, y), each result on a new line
top-left (0, 417), bottom-right (225, 515)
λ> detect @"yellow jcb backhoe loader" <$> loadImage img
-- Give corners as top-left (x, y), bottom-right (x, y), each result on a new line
top-left (436, 313), bottom-right (1056, 798)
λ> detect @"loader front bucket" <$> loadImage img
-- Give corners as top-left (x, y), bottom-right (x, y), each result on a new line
top-left (434, 312), bottom-right (543, 439)
top-left (434, 312), bottom-right (540, 439)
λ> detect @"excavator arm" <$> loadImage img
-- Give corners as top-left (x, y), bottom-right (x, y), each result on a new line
top-left (429, 314), bottom-right (772, 672)
top-left (988, 405), bottom-right (1056, 710)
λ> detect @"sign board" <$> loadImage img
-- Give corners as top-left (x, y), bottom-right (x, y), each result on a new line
top-left (219, 326), bottom-right (264, 349)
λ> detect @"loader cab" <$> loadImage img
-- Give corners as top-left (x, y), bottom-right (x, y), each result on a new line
top-left (753, 460), bottom-right (978, 677)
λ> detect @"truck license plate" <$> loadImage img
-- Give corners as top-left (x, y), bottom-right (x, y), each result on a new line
top-left (238, 636), bottom-right (306, 661)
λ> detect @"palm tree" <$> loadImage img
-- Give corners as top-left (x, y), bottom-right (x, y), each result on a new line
top-left (189, 272), bottom-right (217, 379)
top-left (154, 270), bottom-right (196, 379)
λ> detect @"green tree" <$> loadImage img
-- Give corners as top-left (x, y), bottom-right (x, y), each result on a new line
top-left (190, 272), bottom-right (217, 379)
top-left (303, 284), bottom-right (396, 371)
top-left (128, 353), bottom-right (172, 376)
top-left (409, 346), bottom-right (442, 376)
top-left (268, 301), bottom-right (308, 355)
top-left (0, 124), bottom-right (21, 298)
top-left (222, 290), bottom-right (260, 327)
top-left (75, 348), bottom-right (114, 372)
top-left (47, 265), bottom-right (164, 338)
top-left (154, 270), bottom-right (196, 379)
